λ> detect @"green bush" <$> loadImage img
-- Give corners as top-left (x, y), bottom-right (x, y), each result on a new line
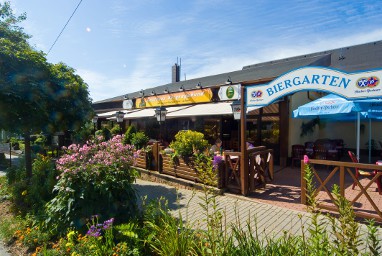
top-left (123, 125), bottom-right (137, 145)
top-left (131, 131), bottom-right (149, 149)
top-left (45, 135), bottom-right (138, 235)
top-left (110, 124), bottom-right (121, 136)
top-left (95, 127), bottom-right (112, 141)
top-left (6, 154), bottom-right (58, 215)
top-left (0, 153), bottom-right (7, 167)
top-left (169, 130), bottom-right (209, 157)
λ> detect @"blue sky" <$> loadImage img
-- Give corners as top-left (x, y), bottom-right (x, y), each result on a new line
top-left (6, 0), bottom-right (382, 102)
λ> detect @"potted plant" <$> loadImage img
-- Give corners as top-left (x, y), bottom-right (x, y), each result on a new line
top-left (161, 130), bottom-right (210, 182)
top-left (132, 131), bottom-right (151, 169)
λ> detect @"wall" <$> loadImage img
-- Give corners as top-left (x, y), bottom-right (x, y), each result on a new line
top-left (288, 92), bottom-right (382, 157)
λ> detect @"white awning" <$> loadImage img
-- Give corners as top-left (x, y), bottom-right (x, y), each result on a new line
top-left (122, 106), bottom-right (190, 120)
top-left (104, 103), bottom-right (261, 120)
top-left (166, 102), bottom-right (261, 118)
top-left (98, 110), bottom-right (133, 118)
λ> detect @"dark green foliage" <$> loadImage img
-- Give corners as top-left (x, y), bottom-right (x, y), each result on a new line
top-left (300, 117), bottom-right (320, 137)
top-left (95, 127), bottom-right (112, 141)
top-left (6, 154), bottom-right (58, 215)
top-left (131, 131), bottom-right (149, 149)
top-left (0, 153), bottom-right (6, 167)
top-left (123, 125), bottom-right (137, 145)
top-left (110, 124), bottom-right (122, 136)
top-left (0, 2), bottom-right (93, 178)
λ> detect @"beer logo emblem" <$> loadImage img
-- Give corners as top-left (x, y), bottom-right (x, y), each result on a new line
top-left (226, 86), bottom-right (235, 99)
top-left (251, 90), bottom-right (263, 98)
top-left (356, 76), bottom-right (379, 88)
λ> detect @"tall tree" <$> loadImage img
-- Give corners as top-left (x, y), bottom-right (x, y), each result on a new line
top-left (0, 1), bottom-right (93, 177)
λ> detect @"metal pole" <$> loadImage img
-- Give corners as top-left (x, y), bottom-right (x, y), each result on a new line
top-left (368, 117), bottom-right (371, 163)
top-left (356, 112), bottom-right (360, 161)
top-left (159, 122), bottom-right (162, 142)
top-left (9, 141), bottom-right (11, 167)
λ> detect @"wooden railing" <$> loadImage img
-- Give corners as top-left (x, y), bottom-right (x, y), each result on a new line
top-left (224, 146), bottom-right (274, 194)
top-left (224, 151), bottom-right (242, 193)
top-left (248, 148), bottom-right (274, 193)
top-left (134, 143), bottom-right (275, 195)
top-left (301, 159), bottom-right (382, 222)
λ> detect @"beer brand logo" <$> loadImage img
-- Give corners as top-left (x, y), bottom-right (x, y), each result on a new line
top-left (139, 99), bottom-right (146, 108)
top-left (251, 90), bottom-right (263, 98)
top-left (226, 86), bottom-right (235, 99)
top-left (356, 76), bottom-right (379, 89)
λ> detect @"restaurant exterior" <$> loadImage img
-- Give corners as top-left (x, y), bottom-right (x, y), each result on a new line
top-left (93, 40), bottom-right (382, 167)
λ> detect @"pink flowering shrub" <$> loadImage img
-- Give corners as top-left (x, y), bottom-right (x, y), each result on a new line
top-left (45, 135), bottom-right (139, 234)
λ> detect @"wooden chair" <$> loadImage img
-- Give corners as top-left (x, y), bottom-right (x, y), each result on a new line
top-left (326, 140), bottom-right (339, 161)
top-left (314, 143), bottom-right (327, 160)
top-left (291, 144), bottom-right (305, 167)
top-left (304, 141), bottom-right (315, 158)
top-left (348, 151), bottom-right (382, 194)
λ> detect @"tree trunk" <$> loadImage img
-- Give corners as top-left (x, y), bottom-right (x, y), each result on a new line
top-left (24, 133), bottom-right (32, 179)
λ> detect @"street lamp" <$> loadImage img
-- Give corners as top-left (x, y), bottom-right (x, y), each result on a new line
top-left (231, 100), bottom-right (241, 151)
top-left (115, 111), bottom-right (125, 134)
top-left (155, 106), bottom-right (167, 141)
top-left (92, 115), bottom-right (98, 135)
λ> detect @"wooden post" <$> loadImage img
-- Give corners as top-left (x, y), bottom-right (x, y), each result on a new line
top-left (240, 85), bottom-right (248, 196)
top-left (340, 165), bottom-right (345, 197)
top-left (152, 142), bottom-right (159, 172)
top-left (279, 98), bottom-right (289, 167)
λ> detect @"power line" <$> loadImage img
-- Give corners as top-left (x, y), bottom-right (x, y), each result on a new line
top-left (47, 0), bottom-right (83, 55)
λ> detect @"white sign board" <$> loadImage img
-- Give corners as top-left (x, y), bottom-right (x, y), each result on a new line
top-left (123, 100), bottom-right (133, 109)
top-left (232, 105), bottom-right (241, 120)
top-left (218, 84), bottom-right (241, 100)
top-left (246, 67), bottom-right (382, 107)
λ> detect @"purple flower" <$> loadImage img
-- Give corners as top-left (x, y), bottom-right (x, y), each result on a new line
top-left (102, 218), bottom-right (114, 230)
top-left (213, 155), bottom-right (223, 169)
top-left (303, 155), bottom-right (309, 164)
top-left (86, 225), bottom-right (102, 237)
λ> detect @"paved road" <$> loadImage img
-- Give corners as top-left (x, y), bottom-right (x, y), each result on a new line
top-left (0, 243), bottom-right (10, 256)
top-left (134, 178), bottom-right (382, 252)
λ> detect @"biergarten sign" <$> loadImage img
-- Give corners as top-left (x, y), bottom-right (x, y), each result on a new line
top-left (135, 88), bottom-right (213, 108)
top-left (246, 66), bottom-right (382, 107)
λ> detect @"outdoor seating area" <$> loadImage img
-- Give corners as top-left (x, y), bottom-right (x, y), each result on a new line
top-left (291, 139), bottom-right (344, 166)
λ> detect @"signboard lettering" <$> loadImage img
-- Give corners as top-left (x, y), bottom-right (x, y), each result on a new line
top-left (246, 67), bottom-right (382, 107)
top-left (135, 88), bottom-right (212, 108)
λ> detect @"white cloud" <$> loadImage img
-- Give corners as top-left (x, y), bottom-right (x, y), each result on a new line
top-left (79, 28), bottom-right (382, 102)
top-left (77, 67), bottom-right (166, 102)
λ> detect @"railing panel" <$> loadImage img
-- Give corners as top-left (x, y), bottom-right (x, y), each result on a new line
top-left (301, 159), bottom-right (382, 222)
top-left (248, 149), bottom-right (274, 193)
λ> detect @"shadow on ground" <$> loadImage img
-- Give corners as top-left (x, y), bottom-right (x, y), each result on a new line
top-left (133, 183), bottom-right (187, 211)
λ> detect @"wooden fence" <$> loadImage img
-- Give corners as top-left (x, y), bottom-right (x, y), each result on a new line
top-left (301, 159), bottom-right (382, 222)
top-left (224, 146), bottom-right (274, 194)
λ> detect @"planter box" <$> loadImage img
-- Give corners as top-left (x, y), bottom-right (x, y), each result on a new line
top-left (160, 154), bottom-right (225, 188)
top-left (134, 152), bottom-right (153, 170)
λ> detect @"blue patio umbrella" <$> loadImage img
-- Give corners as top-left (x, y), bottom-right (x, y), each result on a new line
top-left (293, 94), bottom-right (382, 162)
